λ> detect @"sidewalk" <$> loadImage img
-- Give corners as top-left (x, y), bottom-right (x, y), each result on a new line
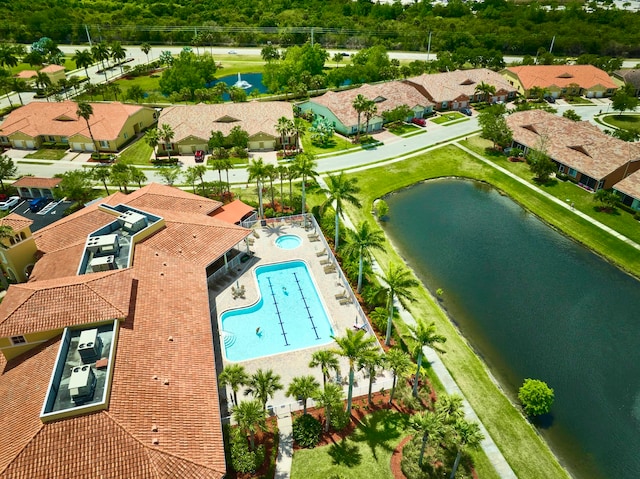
top-left (274, 412), bottom-right (293, 479)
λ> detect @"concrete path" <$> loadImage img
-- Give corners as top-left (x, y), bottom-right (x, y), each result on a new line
top-left (274, 412), bottom-right (294, 479)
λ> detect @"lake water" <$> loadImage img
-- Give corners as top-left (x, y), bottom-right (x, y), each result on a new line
top-left (383, 179), bottom-right (640, 479)
top-left (211, 72), bottom-right (267, 99)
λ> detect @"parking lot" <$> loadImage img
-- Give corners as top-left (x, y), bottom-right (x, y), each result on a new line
top-left (7, 199), bottom-right (72, 232)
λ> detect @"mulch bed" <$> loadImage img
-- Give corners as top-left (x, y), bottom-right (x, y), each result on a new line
top-left (227, 416), bottom-right (278, 479)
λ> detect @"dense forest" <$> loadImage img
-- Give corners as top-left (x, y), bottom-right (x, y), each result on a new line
top-left (1, 0), bottom-right (640, 57)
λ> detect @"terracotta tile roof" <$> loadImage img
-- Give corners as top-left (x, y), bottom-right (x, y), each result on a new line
top-left (613, 169), bottom-right (640, 199)
top-left (29, 243), bottom-right (86, 281)
top-left (310, 81), bottom-right (433, 127)
top-left (0, 213), bottom-right (33, 232)
top-left (614, 69), bottom-right (640, 89)
top-left (0, 183), bottom-right (244, 477)
top-left (15, 70), bottom-right (36, 79)
top-left (0, 270), bottom-right (134, 337)
top-left (39, 65), bottom-right (65, 74)
top-left (124, 183), bottom-right (223, 215)
top-left (158, 101), bottom-right (294, 142)
top-left (506, 110), bottom-right (640, 180)
top-left (210, 199), bottom-right (255, 224)
top-left (505, 65), bottom-right (617, 91)
top-left (405, 68), bottom-right (516, 103)
top-left (12, 177), bottom-right (62, 189)
top-left (0, 101), bottom-right (149, 142)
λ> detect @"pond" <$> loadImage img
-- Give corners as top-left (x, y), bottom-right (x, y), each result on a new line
top-left (383, 179), bottom-right (640, 479)
top-left (210, 72), bottom-right (267, 99)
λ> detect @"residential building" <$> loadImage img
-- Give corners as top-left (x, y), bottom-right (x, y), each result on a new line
top-left (297, 81), bottom-right (434, 136)
top-left (612, 69), bottom-right (640, 97)
top-left (613, 170), bottom-right (640, 210)
top-left (0, 183), bottom-right (253, 478)
top-left (12, 177), bottom-right (61, 200)
top-left (39, 65), bottom-right (66, 85)
top-left (0, 101), bottom-right (157, 152)
top-left (0, 214), bottom-right (37, 284)
top-left (506, 110), bottom-right (640, 191)
top-left (404, 68), bottom-right (517, 110)
top-left (156, 101), bottom-right (295, 154)
top-left (502, 65), bottom-right (618, 99)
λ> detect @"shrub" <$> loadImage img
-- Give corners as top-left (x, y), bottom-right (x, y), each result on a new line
top-left (518, 378), bottom-right (554, 417)
top-left (229, 427), bottom-right (265, 474)
top-left (292, 413), bottom-right (322, 448)
top-left (330, 407), bottom-right (351, 431)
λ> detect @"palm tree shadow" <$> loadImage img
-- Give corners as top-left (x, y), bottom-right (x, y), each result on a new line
top-left (350, 411), bottom-right (409, 460)
top-left (263, 224), bottom-right (286, 237)
top-left (328, 438), bottom-right (362, 467)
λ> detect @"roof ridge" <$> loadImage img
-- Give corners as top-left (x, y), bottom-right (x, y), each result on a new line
top-left (84, 271), bottom-right (133, 318)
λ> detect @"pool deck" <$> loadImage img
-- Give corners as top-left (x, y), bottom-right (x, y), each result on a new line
top-left (210, 218), bottom-right (392, 417)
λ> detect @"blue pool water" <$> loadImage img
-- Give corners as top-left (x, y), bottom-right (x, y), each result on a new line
top-left (275, 235), bottom-right (301, 250)
top-left (221, 261), bottom-right (334, 361)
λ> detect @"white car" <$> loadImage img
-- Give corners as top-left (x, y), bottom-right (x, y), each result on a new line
top-left (0, 196), bottom-right (20, 211)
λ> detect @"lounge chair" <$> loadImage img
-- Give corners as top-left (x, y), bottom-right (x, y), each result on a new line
top-left (352, 322), bottom-right (367, 331)
top-left (316, 249), bottom-right (328, 257)
top-left (324, 264), bottom-right (336, 274)
top-left (320, 258), bottom-right (331, 265)
top-left (335, 290), bottom-right (347, 300)
top-left (309, 236), bottom-right (320, 243)
top-left (307, 232), bottom-right (319, 240)
top-left (339, 296), bottom-right (352, 305)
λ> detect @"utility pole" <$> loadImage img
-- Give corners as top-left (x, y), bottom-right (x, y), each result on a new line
top-left (549, 35), bottom-right (556, 54)
top-left (426, 31), bottom-right (432, 62)
top-left (310, 27), bottom-right (314, 47)
top-left (85, 25), bottom-right (93, 47)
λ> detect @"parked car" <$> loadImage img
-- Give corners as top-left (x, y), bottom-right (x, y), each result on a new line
top-left (544, 96), bottom-right (556, 103)
top-left (460, 107), bottom-right (472, 116)
top-left (29, 197), bottom-right (49, 212)
top-left (228, 50), bottom-right (237, 54)
top-left (411, 117), bottom-right (427, 127)
top-left (0, 196), bottom-right (20, 211)
top-left (195, 150), bottom-right (205, 163)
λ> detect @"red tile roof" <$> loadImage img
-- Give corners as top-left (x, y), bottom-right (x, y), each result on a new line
top-left (39, 65), bottom-right (65, 74)
top-left (0, 270), bottom-right (134, 337)
top-left (12, 177), bottom-right (62, 189)
top-left (0, 213), bottom-right (33, 232)
top-left (0, 183), bottom-right (246, 478)
top-left (210, 199), bottom-right (255, 224)
top-left (0, 101), bottom-right (150, 142)
top-left (505, 65), bottom-right (617, 91)
top-left (613, 169), bottom-right (640, 199)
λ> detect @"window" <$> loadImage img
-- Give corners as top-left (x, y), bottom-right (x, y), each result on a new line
top-left (100, 140), bottom-right (109, 148)
top-left (123, 133), bottom-right (128, 139)
top-left (61, 137), bottom-right (68, 144)
top-left (597, 179), bottom-right (605, 190)
top-left (568, 168), bottom-right (578, 178)
top-left (558, 165), bottom-right (565, 173)
top-left (48, 136), bottom-right (56, 142)
top-left (10, 336), bottom-right (26, 345)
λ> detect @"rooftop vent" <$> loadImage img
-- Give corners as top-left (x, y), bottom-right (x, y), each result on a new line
top-left (117, 211), bottom-right (147, 233)
top-left (68, 365), bottom-right (97, 405)
top-left (86, 234), bottom-right (119, 257)
top-left (90, 255), bottom-right (116, 272)
top-left (77, 329), bottom-right (103, 363)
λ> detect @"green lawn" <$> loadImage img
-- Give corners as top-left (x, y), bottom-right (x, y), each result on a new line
top-left (387, 122), bottom-right (420, 136)
top-left (291, 410), bottom-right (410, 479)
top-left (117, 138), bottom-right (153, 165)
top-left (24, 149), bottom-right (67, 161)
top-left (601, 112), bottom-right (640, 131)
top-left (565, 96), bottom-right (593, 105)
top-left (333, 145), bottom-right (575, 479)
top-left (301, 131), bottom-right (355, 157)
top-left (431, 112), bottom-right (465, 124)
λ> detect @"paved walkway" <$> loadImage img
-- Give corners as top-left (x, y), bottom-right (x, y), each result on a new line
top-left (274, 412), bottom-right (294, 479)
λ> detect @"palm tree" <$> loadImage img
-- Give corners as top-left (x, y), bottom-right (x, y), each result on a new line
top-left (92, 166), bottom-right (111, 195)
top-left (352, 94), bottom-right (369, 143)
top-left (309, 349), bottom-right (340, 388)
top-left (332, 328), bottom-right (377, 416)
top-left (380, 263), bottom-right (419, 346)
top-left (75, 101), bottom-right (98, 153)
top-left (287, 164), bottom-right (299, 210)
top-left (245, 368), bottom-right (283, 412)
top-left (449, 418), bottom-right (484, 479)
top-left (286, 375), bottom-right (320, 415)
top-left (384, 348), bottom-right (412, 405)
top-left (343, 221), bottom-right (385, 293)
top-left (232, 399), bottom-right (266, 451)
top-left (73, 49), bottom-right (94, 79)
top-left (158, 123), bottom-right (175, 161)
top-left (435, 394), bottom-right (465, 425)
top-left (293, 152), bottom-right (317, 216)
top-left (357, 348), bottom-right (383, 404)
top-left (140, 42), bottom-right (152, 65)
top-left (0, 43), bottom-right (21, 69)
top-left (145, 128), bottom-right (160, 161)
top-left (247, 157), bottom-right (267, 218)
top-left (321, 171), bottom-right (361, 250)
top-left (219, 364), bottom-right (249, 407)
top-left (0, 155), bottom-right (17, 192)
top-left (35, 71), bottom-right (52, 100)
top-left (110, 42), bottom-right (127, 75)
top-left (264, 164), bottom-right (277, 210)
top-left (10, 78), bottom-right (28, 106)
top-left (129, 166), bottom-right (147, 188)
top-left (277, 165), bottom-right (287, 210)
top-left (91, 42), bottom-right (110, 82)
top-left (183, 166), bottom-right (200, 193)
top-left (409, 320), bottom-right (446, 397)
top-left (363, 100), bottom-right (377, 136)
top-left (275, 116), bottom-right (293, 151)
top-left (110, 162), bottom-right (133, 194)
top-left (312, 383), bottom-right (344, 432)
top-left (474, 81), bottom-right (496, 103)
top-left (409, 410), bottom-right (445, 467)
top-left (292, 117), bottom-right (307, 152)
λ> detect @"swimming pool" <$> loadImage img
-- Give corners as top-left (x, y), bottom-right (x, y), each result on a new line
top-left (220, 260), bottom-right (334, 361)
top-left (275, 234), bottom-right (301, 249)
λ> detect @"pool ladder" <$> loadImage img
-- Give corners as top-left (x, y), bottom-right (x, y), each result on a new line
top-left (221, 331), bottom-right (237, 348)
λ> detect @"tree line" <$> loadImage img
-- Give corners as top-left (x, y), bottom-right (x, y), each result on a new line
top-left (2, 0), bottom-right (640, 57)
